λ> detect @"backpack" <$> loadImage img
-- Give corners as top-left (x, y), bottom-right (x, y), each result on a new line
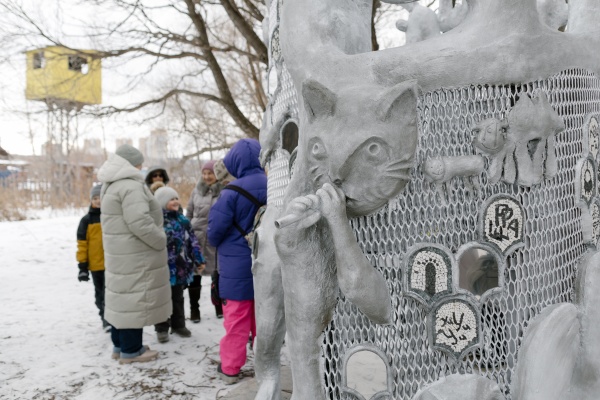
top-left (222, 184), bottom-right (266, 249)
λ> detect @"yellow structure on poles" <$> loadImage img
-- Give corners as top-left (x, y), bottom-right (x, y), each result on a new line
top-left (25, 46), bottom-right (102, 107)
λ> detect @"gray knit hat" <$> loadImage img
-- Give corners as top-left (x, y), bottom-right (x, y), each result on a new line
top-left (115, 144), bottom-right (144, 167)
top-left (154, 187), bottom-right (179, 209)
top-left (90, 184), bottom-right (102, 200)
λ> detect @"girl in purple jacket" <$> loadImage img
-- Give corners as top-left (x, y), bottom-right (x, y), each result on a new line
top-left (208, 138), bottom-right (267, 383)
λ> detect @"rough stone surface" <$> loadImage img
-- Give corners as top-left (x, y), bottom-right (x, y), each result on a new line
top-left (411, 374), bottom-right (504, 400)
top-left (570, 251), bottom-right (600, 399)
top-left (511, 303), bottom-right (580, 400)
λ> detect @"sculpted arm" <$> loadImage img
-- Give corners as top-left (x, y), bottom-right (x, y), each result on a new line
top-left (284, 183), bottom-right (392, 324)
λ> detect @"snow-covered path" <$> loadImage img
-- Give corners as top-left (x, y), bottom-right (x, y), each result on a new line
top-left (0, 215), bottom-right (254, 399)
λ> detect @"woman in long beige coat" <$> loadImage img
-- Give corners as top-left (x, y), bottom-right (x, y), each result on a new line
top-left (98, 144), bottom-right (171, 364)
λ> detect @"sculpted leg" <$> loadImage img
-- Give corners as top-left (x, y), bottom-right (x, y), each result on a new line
top-left (254, 206), bottom-right (286, 400)
top-left (276, 216), bottom-right (337, 400)
top-left (280, 248), bottom-right (336, 400)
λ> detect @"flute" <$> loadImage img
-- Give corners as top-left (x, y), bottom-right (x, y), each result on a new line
top-left (274, 209), bottom-right (321, 229)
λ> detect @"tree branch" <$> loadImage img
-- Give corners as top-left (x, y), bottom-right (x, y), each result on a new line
top-left (218, 0), bottom-right (268, 64)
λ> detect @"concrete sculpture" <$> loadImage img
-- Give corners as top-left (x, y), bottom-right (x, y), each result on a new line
top-left (423, 155), bottom-right (484, 202)
top-left (390, 1), bottom-right (441, 44)
top-left (254, 0), bottom-right (600, 399)
top-left (537, 0), bottom-right (568, 30)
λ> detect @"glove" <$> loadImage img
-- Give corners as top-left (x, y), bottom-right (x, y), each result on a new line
top-left (78, 263), bottom-right (90, 282)
top-left (197, 263), bottom-right (206, 274)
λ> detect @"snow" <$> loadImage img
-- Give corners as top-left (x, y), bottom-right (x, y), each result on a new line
top-left (0, 215), bottom-right (262, 399)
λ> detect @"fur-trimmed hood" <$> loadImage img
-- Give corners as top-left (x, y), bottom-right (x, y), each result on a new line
top-left (144, 166), bottom-right (170, 186)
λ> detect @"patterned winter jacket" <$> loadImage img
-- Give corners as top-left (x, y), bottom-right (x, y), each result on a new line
top-left (163, 210), bottom-right (206, 286)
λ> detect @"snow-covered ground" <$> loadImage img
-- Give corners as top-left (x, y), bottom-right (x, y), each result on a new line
top-left (0, 215), bottom-right (263, 399)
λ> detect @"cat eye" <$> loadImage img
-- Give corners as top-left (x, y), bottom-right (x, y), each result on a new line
top-left (361, 138), bottom-right (389, 163)
top-left (367, 143), bottom-right (381, 155)
top-left (310, 139), bottom-right (327, 159)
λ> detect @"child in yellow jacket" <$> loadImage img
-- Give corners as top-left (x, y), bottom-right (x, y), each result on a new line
top-left (76, 185), bottom-right (109, 331)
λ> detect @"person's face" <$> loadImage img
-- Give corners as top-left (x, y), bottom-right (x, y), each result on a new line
top-left (202, 169), bottom-right (217, 185)
top-left (151, 171), bottom-right (164, 182)
top-left (166, 197), bottom-right (180, 211)
top-left (91, 195), bottom-right (101, 209)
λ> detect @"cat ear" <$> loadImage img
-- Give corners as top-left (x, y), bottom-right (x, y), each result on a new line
top-left (376, 79), bottom-right (420, 121)
top-left (302, 79), bottom-right (337, 122)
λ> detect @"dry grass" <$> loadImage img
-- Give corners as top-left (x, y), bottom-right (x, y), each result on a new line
top-left (0, 187), bottom-right (31, 221)
top-left (0, 177), bottom-right (198, 222)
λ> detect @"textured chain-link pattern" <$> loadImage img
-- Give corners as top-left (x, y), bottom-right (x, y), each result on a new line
top-left (321, 69), bottom-right (600, 400)
top-left (267, 149), bottom-right (291, 207)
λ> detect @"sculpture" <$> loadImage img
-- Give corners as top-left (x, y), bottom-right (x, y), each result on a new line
top-left (472, 118), bottom-right (509, 184)
top-left (262, 76), bottom-right (419, 400)
top-left (537, 0), bottom-right (568, 30)
top-left (389, 1), bottom-right (441, 44)
top-left (473, 93), bottom-right (564, 187)
top-left (253, 0), bottom-right (600, 399)
top-left (422, 155), bottom-right (484, 202)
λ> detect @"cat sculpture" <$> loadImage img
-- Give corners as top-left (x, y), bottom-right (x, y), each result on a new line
top-left (253, 77), bottom-right (420, 400)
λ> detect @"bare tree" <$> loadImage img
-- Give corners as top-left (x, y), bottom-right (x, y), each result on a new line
top-left (0, 0), bottom-right (267, 146)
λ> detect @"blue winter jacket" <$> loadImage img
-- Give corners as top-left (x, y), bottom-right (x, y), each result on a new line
top-left (208, 139), bottom-right (267, 301)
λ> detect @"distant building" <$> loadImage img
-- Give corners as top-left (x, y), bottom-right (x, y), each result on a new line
top-left (115, 138), bottom-right (133, 149)
top-left (140, 129), bottom-right (169, 163)
top-left (41, 141), bottom-right (63, 160)
top-left (83, 138), bottom-right (103, 156)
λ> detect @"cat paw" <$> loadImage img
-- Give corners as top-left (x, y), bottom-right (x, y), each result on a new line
top-left (315, 183), bottom-right (347, 224)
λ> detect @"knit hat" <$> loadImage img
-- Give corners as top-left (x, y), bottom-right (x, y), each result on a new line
top-left (202, 160), bottom-right (216, 173)
top-left (154, 187), bottom-right (179, 209)
top-left (115, 144), bottom-right (144, 167)
top-left (214, 159), bottom-right (235, 182)
top-left (90, 184), bottom-right (102, 200)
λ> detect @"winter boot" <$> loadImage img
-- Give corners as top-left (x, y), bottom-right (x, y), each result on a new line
top-left (215, 304), bottom-right (223, 319)
top-left (188, 284), bottom-right (201, 323)
top-left (119, 349), bottom-right (159, 365)
top-left (217, 363), bottom-right (240, 384)
top-left (157, 331), bottom-right (170, 343)
top-left (171, 327), bottom-right (192, 338)
top-left (112, 345), bottom-right (150, 360)
top-left (190, 308), bottom-right (201, 323)
top-left (102, 319), bottom-right (111, 333)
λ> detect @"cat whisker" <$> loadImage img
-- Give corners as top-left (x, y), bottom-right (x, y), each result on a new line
top-left (384, 172), bottom-right (411, 180)
top-left (387, 157), bottom-right (414, 167)
top-left (386, 160), bottom-right (413, 171)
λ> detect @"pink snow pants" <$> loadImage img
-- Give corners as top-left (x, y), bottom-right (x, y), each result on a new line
top-left (220, 299), bottom-right (256, 375)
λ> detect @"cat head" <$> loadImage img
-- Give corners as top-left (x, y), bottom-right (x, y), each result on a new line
top-left (472, 118), bottom-right (508, 155)
top-left (300, 78), bottom-right (420, 217)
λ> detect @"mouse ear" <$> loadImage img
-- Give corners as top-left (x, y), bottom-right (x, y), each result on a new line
top-left (376, 79), bottom-right (420, 122)
top-left (302, 79), bottom-right (337, 122)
